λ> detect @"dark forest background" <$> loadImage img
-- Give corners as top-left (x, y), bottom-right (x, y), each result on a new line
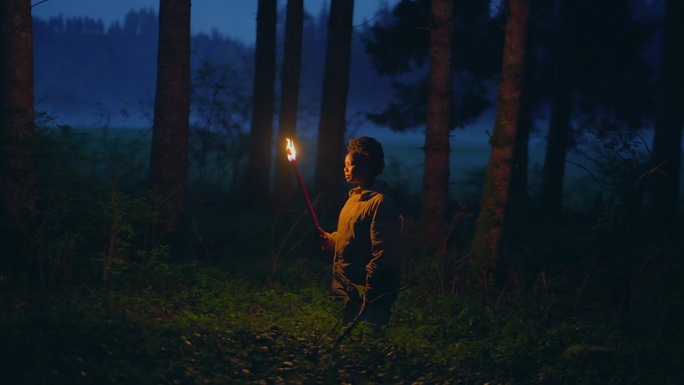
top-left (32, 7), bottom-right (393, 132)
top-left (1, 0), bottom-right (683, 384)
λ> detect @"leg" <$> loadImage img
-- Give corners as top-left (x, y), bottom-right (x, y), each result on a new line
top-left (341, 295), bottom-right (363, 324)
top-left (363, 299), bottom-right (394, 331)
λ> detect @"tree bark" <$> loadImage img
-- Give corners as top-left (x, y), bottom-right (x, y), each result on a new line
top-left (274, 0), bottom-right (304, 203)
top-left (148, 0), bottom-right (191, 239)
top-left (421, 0), bottom-right (453, 246)
top-left (650, 0), bottom-right (684, 233)
top-left (246, 0), bottom-right (277, 204)
top-left (509, 23), bottom-right (536, 204)
top-left (540, 0), bottom-right (573, 219)
top-left (469, 0), bottom-right (530, 284)
top-left (0, 0), bottom-right (36, 253)
top-left (314, 0), bottom-right (354, 210)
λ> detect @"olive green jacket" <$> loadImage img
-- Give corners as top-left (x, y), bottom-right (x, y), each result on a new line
top-left (324, 185), bottom-right (401, 302)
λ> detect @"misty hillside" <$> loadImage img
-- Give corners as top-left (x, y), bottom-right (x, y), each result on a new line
top-left (32, 8), bottom-right (395, 131)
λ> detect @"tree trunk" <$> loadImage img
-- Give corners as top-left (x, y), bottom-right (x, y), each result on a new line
top-left (469, 0), bottom-right (530, 285)
top-left (148, 0), bottom-right (191, 239)
top-left (509, 23), bottom-right (537, 204)
top-left (650, 0), bottom-right (684, 233)
top-left (314, 0), bottom-right (354, 210)
top-left (274, 0), bottom-right (304, 203)
top-left (0, 0), bottom-right (36, 260)
top-left (540, 0), bottom-right (573, 219)
top-left (246, 0), bottom-right (277, 204)
top-left (510, 97), bottom-right (531, 203)
top-left (421, 0), bottom-right (453, 246)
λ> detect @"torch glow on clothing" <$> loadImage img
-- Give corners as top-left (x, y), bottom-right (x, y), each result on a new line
top-left (286, 138), bottom-right (321, 230)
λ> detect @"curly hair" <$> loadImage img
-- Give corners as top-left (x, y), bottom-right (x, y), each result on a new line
top-left (347, 136), bottom-right (385, 178)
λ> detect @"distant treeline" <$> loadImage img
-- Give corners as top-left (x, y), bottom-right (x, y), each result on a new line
top-left (32, 8), bottom-right (392, 129)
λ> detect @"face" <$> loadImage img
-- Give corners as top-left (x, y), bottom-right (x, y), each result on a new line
top-left (343, 151), bottom-right (371, 186)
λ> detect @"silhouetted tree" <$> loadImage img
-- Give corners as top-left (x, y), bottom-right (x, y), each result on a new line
top-left (0, 0), bottom-right (36, 266)
top-left (509, 0), bottom-right (554, 203)
top-left (189, 59), bottom-right (251, 193)
top-left (508, 41), bottom-right (533, 204)
top-left (363, 0), bottom-right (502, 131)
top-left (650, 0), bottom-right (684, 233)
top-left (421, 0), bottom-right (453, 246)
top-left (314, 0), bottom-right (354, 209)
top-left (245, 0), bottom-right (277, 203)
top-left (148, 0), bottom-right (191, 239)
top-left (469, 0), bottom-right (530, 287)
top-left (539, 0), bottom-right (573, 219)
top-left (274, 0), bottom-right (304, 202)
top-left (540, 0), bottom-right (654, 218)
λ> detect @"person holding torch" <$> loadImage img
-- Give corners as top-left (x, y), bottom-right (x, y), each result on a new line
top-left (317, 136), bottom-right (401, 331)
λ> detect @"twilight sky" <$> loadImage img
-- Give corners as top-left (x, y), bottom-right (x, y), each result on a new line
top-left (31, 0), bottom-right (399, 45)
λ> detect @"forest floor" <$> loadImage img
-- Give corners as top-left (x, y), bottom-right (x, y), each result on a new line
top-left (1, 257), bottom-right (682, 385)
top-left (6, 109), bottom-right (680, 384)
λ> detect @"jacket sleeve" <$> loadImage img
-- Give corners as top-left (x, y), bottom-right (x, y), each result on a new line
top-left (365, 196), bottom-right (401, 297)
top-left (320, 230), bottom-right (338, 251)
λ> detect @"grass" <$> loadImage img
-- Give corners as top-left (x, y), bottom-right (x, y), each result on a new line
top-left (2, 252), bottom-right (682, 385)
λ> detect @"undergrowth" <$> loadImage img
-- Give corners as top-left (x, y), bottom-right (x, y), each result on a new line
top-left (1, 255), bottom-right (682, 384)
top-left (1, 122), bottom-right (682, 384)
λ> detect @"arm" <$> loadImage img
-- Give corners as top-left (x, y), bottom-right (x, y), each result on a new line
top-left (317, 228), bottom-right (337, 251)
top-left (365, 198), bottom-right (401, 298)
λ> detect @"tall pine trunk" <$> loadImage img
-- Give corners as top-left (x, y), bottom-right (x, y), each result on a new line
top-left (0, 0), bottom-right (36, 265)
top-left (540, 0), bottom-right (573, 218)
top-left (469, 0), bottom-right (530, 286)
top-left (422, 0), bottom-right (453, 247)
top-left (148, 0), bottom-right (191, 239)
top-left (314, 0), bottom-right (354, 211)
top-left (509, 25), bottom-right (537, 204)
top-left (274, 0), bottom-right (304, 203)
top-left (650, 0), bottom-right (684, 233)
top-left (246, 0), bottom-right (277, 204)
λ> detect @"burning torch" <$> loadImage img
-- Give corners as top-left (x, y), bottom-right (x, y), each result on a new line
top-left (285, 138), bottom-right (321, 231)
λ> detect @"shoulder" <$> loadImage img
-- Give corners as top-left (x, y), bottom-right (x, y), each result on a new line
top-left (371, 181), bottom-right (395, 204)
top-left (369, 188), bottom-right (397, 216)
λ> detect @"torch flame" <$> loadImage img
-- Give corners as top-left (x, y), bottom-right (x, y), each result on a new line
top-left (286, 138), bottom-right (296, 162)
top-left (284, 137), bottom-right (321, 230)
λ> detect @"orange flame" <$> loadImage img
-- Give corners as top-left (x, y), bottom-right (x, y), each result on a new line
top-left (286, 138), bottom-right (296, 162)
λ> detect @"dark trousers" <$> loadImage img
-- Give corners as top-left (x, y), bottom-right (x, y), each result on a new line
top-left (342, 293), bottom-right (394, 331)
